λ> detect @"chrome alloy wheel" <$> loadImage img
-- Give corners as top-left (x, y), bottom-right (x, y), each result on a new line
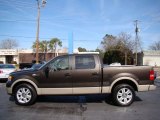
top-left (117, 88), bottom-right (133, 105)
top-left (16, 88), bottom-right (32, 104)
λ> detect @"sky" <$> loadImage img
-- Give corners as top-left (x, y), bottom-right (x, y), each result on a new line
top-left (0, 0), bottom-right (160, 51)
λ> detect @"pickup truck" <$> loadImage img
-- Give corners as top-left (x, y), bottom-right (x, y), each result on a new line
top-left (6, 54), bottom-right (156, 106)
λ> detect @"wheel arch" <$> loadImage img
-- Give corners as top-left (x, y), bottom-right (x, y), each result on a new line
top-left (11, 79), bottom-right (41, 95)
top-left (110, 77), bottom-right (138, 93)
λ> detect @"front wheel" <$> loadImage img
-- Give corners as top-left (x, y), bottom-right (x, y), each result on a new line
top-left (112, 84), bottom-right (135, 106)
top-left (14, 84), bottom-right (37, 106)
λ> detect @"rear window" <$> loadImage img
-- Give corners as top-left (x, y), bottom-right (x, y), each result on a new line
top-left (0, 64), bottom-right (15, 69)
top-left (75, 55), bottom-right (95, 69)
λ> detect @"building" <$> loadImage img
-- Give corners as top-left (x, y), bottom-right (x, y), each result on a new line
top-left (0, 49), bottom-right (19, 64)
top-left (1, 49), bottom-right (159, 66)
top-left (0, 48), bottom-right (68, 64)
top-left (143, 51), bottom-right (160, 66)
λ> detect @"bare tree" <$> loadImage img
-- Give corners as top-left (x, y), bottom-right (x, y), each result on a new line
top-left (149, 41), bottom-right (160, 50)
top-left (117, 32), bottom-right (134, 51)
top-left (117, 32), bottom-right (134, 65)
top-left (101, 33), bottom-right (134, 65)
top-left (101, 33), bottom-right (134, 52)
top-left (0, 39), bottom-right (18, 49)
top-left (101, 34), bottom-right (117, 51)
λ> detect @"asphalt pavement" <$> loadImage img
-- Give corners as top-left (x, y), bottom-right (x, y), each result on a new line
top-left (0, 80), bottom-right (160, 120)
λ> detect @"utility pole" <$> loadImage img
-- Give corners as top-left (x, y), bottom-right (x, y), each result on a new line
top-left (134, 20), bottom-right (140, 65)
top-left (35, 0), bottom-right (46, 64)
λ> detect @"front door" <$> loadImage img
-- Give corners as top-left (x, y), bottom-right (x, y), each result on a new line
top-left (40, 55), bottom-right (72, 94)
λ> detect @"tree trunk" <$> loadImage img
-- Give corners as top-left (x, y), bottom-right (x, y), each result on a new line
top-left (125, 52), bottom-right (127, 65)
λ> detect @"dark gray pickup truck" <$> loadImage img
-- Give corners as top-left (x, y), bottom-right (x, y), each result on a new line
top-left (6, 54), bottom-right (156, 106)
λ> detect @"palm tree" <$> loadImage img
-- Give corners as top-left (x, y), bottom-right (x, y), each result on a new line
top-left (40, 40), bottom-right (49, 61)
top-left (32, 40), bottom-right (49, 61)
top-left (49, 38), bottom-right (62, 57)
top-left (32, 42), bottom-right (37, 52)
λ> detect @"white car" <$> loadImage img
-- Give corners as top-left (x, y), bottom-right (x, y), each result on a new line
top-left (110, 62), bottom-right (121, 66)
top-left (0, 64), bottom-right (16, 81)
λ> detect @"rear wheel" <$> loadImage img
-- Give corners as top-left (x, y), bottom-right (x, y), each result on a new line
top-left (112, 84), bottom-right (135, 106)
top-left (14, 84), bottom-right (37, 106)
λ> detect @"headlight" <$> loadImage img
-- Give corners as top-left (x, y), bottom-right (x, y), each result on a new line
top-left (8, 75), bottom-right (13, 81)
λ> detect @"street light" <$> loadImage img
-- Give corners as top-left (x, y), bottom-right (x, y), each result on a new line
top-left (35, 0), bottom-right (46, 64)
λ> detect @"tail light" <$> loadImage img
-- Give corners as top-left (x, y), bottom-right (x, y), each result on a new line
top-left (150, 70), bottom-right (155, 81)
top-left (0, 70), bottom-right (3, 74)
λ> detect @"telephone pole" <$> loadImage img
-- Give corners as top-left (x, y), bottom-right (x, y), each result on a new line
top-left (134, 20), bottom-right (140, 65)
top-left (35, 0), bottom-right (46, 63)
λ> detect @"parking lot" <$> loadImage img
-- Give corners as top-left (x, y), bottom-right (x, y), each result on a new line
top-left (0, 80), bottom-right (160, 120)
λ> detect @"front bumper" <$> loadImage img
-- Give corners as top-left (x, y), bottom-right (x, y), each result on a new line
top-left (6, 80), bottom-right (13, 95)
top-left (6, 87), bottom-right (12, 95)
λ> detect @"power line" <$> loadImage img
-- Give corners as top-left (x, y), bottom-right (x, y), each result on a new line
top-left (0, 34), bottom-right (100, 42)
top-left (0, 20), bottom-right (36, 22)
top-left (3, 0), bottom-right (36, 7)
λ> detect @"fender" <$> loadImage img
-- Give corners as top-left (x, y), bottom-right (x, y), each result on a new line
top-left (109, 77), bottom-right (139, 92)
top-left (102, 77), bottom-right (139, 93)
top-left (11, 79), bottom-right (41, 95)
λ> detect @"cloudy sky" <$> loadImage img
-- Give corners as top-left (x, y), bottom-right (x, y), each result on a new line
top-left (0, 0), bottom-right (160, 50)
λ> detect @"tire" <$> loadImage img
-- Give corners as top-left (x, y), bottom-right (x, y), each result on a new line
top-left (13, 84), bottom-right (37, 106)
top-left (112, 84), bottom-right (135, 106)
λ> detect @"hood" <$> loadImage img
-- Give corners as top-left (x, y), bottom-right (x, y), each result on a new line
top-left (10, 69), bottom-right (38, 76)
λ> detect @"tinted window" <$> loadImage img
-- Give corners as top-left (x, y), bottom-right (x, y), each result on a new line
top-left (49, 56), bottom-right (69, 71)
top-left (0, 64), bottom-right (15, 69)
top-left (75, 56), bottom-right (95, 69)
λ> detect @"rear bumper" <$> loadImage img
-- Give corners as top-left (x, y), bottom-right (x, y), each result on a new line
top-left (149, 85), bottom-right (157, 90)
top-left (138, 85), bottom-right (156, 91)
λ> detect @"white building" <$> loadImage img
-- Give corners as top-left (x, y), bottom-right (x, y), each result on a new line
top-left (143, 51), bottom-right (160, 66)
top-left (0, 49), bottom-right (19, 64)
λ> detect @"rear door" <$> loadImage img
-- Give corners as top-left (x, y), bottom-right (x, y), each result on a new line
top-left (72, 55), bottom-right (101, 94)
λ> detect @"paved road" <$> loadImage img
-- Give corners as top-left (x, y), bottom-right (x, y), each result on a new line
top-left (0, 81), bottom-right (160, 120)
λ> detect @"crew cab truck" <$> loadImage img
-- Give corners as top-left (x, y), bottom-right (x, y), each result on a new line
top-left (6, 54), bottom-right (156, 106)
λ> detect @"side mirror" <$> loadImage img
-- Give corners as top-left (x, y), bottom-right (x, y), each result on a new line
top-left (44, 66), bottom-right (49, 78)
top-left (44, 66), bottom-right (49, 72)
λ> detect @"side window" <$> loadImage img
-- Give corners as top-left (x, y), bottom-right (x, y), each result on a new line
top-left (75, 56), bottom-right (95, 69)
top-left (49, 56), bottom-right (69, 71)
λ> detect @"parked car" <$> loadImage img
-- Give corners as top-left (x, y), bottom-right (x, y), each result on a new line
top-left (19, 61), bottom-right (46, 70)
top-left (31, 63), bottom-right (44, 70)
top-left (0, 64), bottom-right (16, 81)
top-left (6, 54), bottom-right (156, 106)
top-left (19, 63), bottom-right (33, 70)
top-left (110, 62), bottom-right (121, 66)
